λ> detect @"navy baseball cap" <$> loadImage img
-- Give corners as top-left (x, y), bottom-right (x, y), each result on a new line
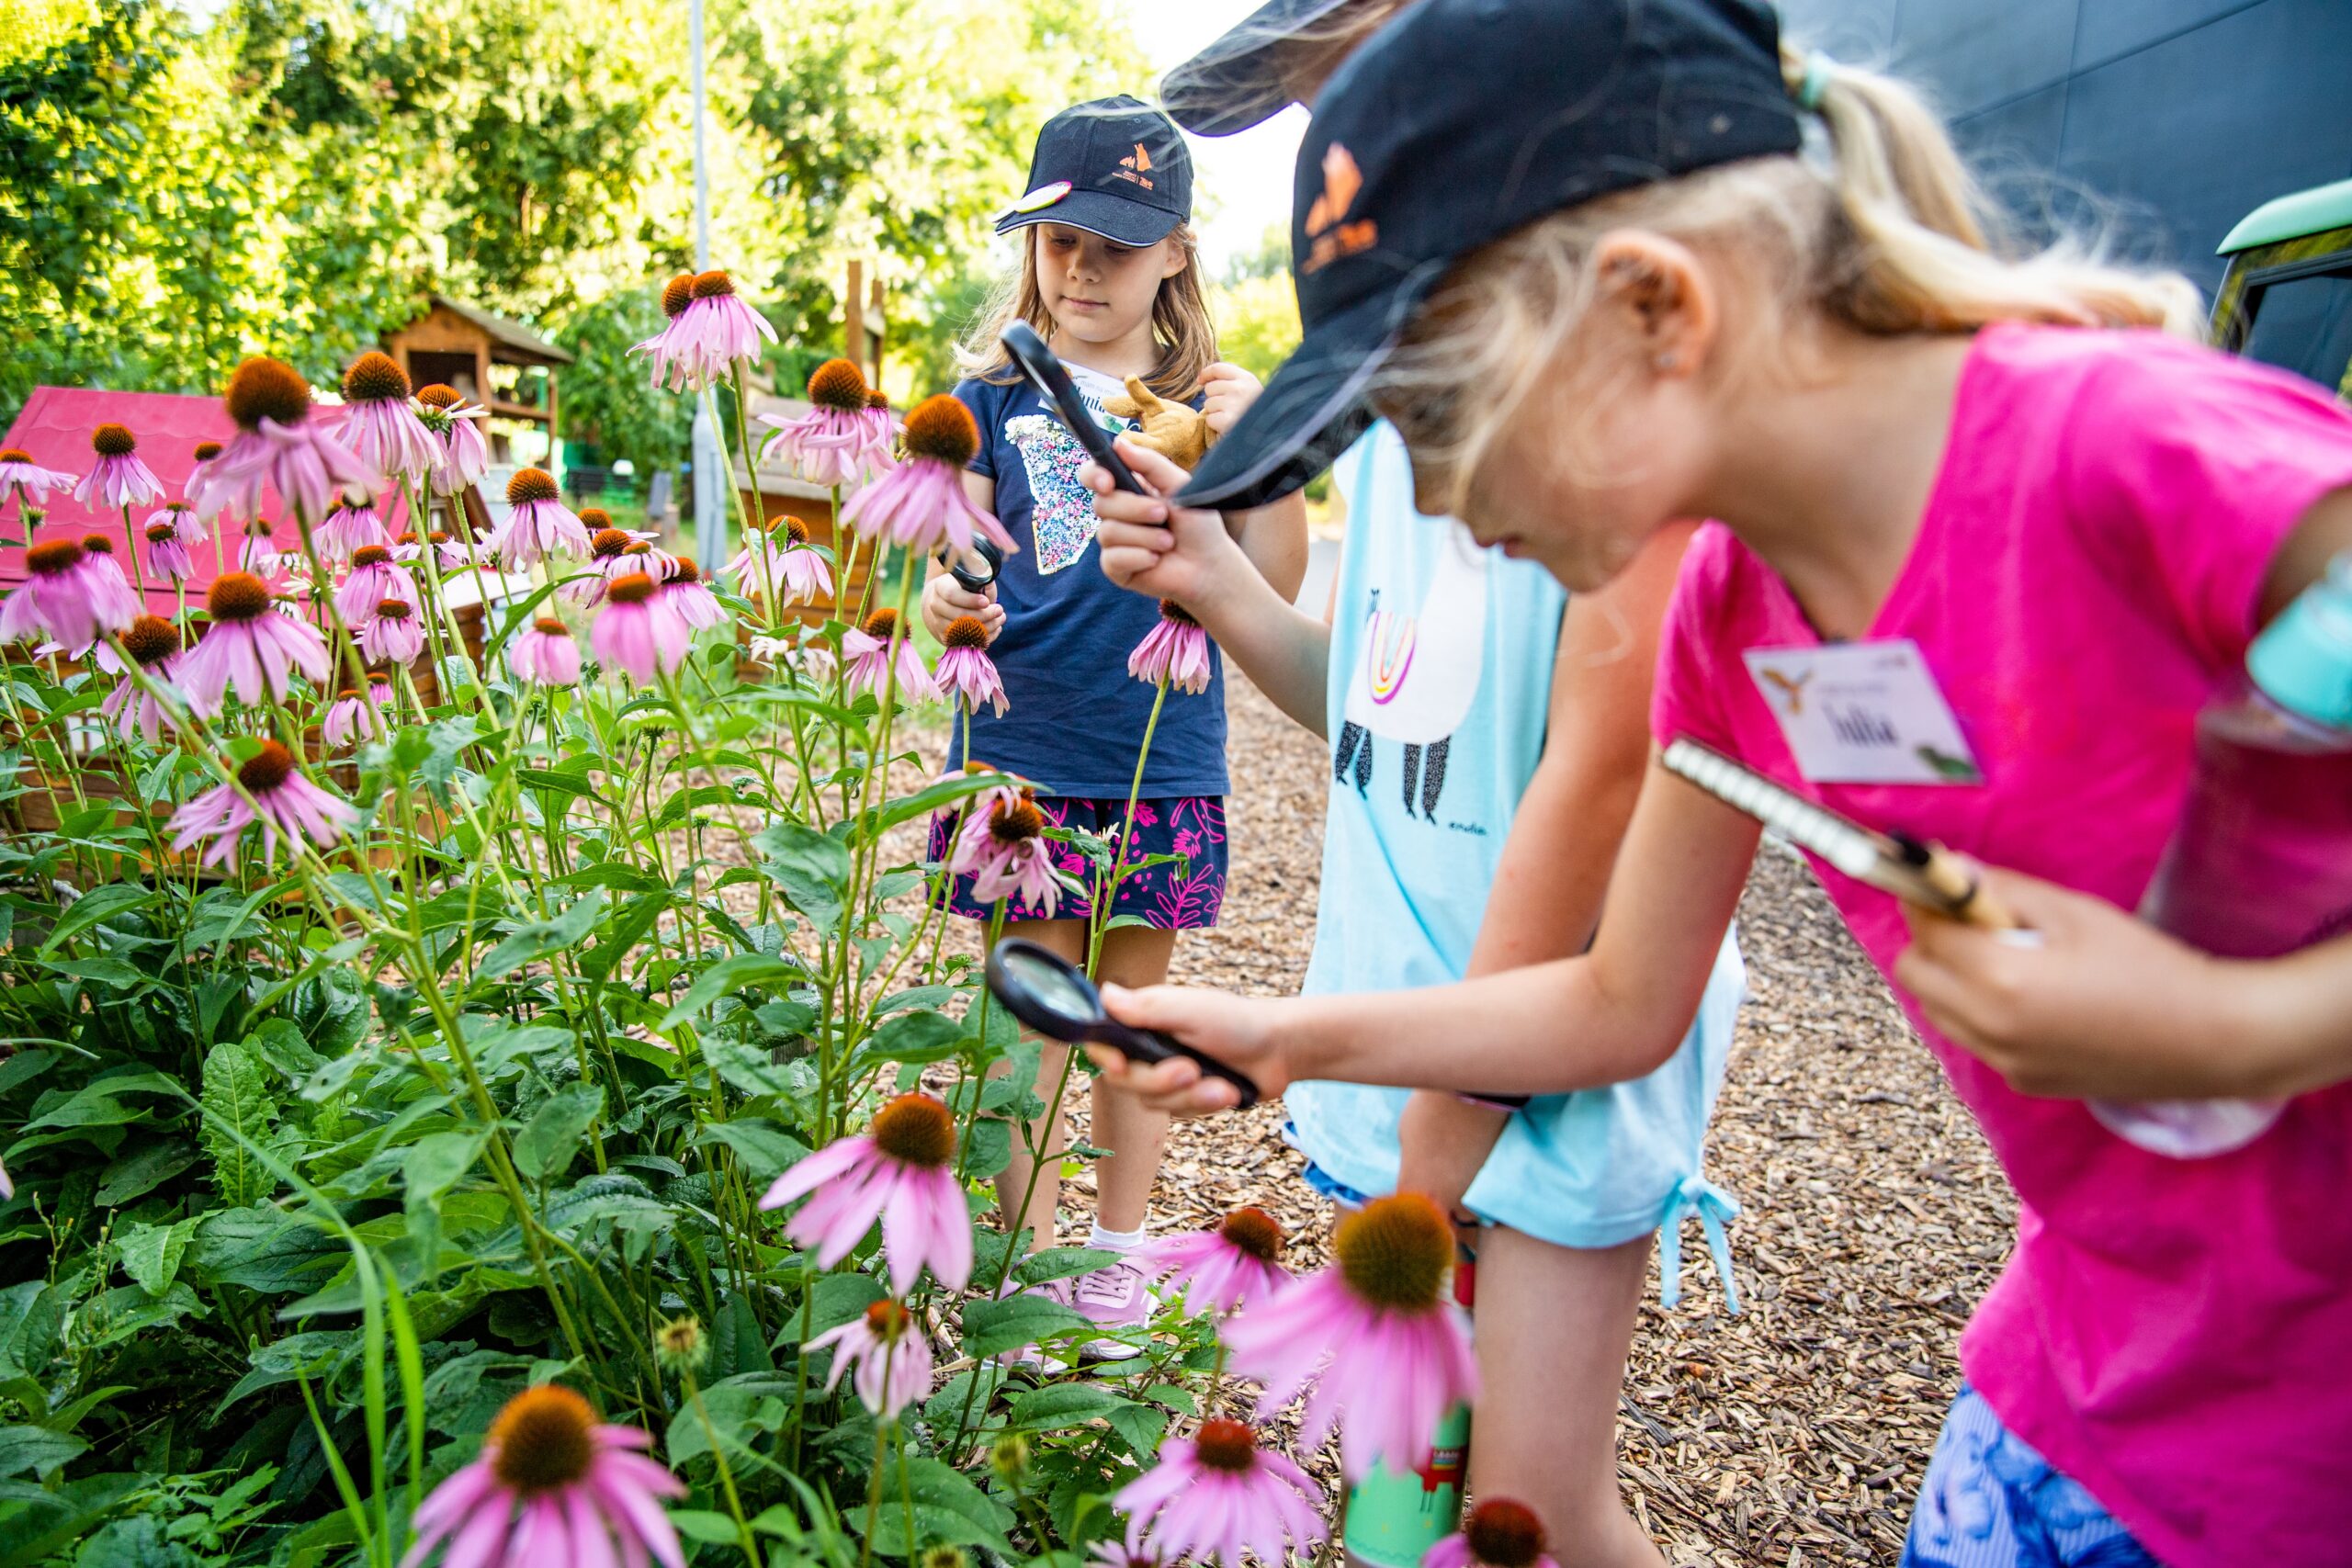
top-left (1160, 0), bottom-right (1369, 137)
top-left (994, 96), bottom-right (1193, 247)
top-left (1178, 0), bottom-right (1804, 511)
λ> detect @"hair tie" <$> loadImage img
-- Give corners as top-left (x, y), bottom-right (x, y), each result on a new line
top-left (1796, 51), bottom-right (1836, 112)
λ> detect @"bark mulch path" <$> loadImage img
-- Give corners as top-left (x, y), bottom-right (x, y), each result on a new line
top-left (1035, 671), bottom-right (2015, 1566)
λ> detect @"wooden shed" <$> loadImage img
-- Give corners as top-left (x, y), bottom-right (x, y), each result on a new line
top-left (382, 294), bottom-right (573, 468)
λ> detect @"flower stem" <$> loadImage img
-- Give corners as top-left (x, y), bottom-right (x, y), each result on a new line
top-left (686, 1369), bottom-right (762, 1566)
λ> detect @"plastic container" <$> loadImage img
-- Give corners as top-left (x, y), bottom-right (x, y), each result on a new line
top-left (2092, 554), bottom-right (2352, 1157)
top-left (1340, 1253), bottom-right (1476, 1568)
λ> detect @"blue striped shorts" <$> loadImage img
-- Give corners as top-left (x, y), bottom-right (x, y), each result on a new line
top-left (1901, 1387), bottom-right (2155, 1568)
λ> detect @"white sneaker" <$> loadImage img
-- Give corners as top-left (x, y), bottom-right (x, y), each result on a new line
top-left (1068, 1255), bottom-right (1155, 1362)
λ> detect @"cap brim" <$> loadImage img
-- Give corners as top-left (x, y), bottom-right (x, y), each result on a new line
top-left (1175, 268), bottom-right (1437, 510)
top-left (1160, 0), bottom-right (1356, 136)
top-left (993, 189), bottom-right (1183, 246)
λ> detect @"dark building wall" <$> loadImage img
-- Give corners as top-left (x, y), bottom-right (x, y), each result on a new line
top-left (1774, 0), bottom-right (2352, 293)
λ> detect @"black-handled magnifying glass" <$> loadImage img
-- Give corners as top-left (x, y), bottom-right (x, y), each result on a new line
top-left (941, 536), bottom-right (1002, 592)
top-left (1000, 322), bottom-right (1148, 496)
top-left (983, 938), bottom-right (1261, 1109)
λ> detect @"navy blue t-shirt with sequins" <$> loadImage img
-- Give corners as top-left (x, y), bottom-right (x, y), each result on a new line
top-left (948, 365), bottom-right (1227, 798)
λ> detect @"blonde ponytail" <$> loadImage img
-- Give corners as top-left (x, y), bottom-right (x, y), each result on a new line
top-left (1375, 40), bottom-right (2205, 515)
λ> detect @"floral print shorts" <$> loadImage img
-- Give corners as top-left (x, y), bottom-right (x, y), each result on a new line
top-left (1901, 1386), bottom-right (2156, 1568)
top-left (927, 794), bottom-right (1227, 929)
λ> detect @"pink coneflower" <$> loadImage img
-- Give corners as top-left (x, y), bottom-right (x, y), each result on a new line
top-left (1224, 1192), bottom-right (1477, 1481)
top-left (322, 678), bottom-right (392, 749)
top-left (78, 533), bottom-right (135, 604)
top-left (748, 633), bottom-right (835, 682)
top-left (758, 359), bottom-right (884, 486)
top-left (74, 424), bottom-right (164, 511)
top-left (862, 389), bottom-right (900, 468)
top-left (629, 273), bottom-right (703, 392)
top-left (334, 544), bottom-right (418, 623)
top-left (336, 352), bottom-right (440, 484)
top-left (1130, 602), bottom-right (1213, 694)
top-left (1114, 1418), bottom-right (1327, 1568)
top-left (0, 537), bottom-right (138, 652)
top-left (400, 1383), bottom-right (684, 1568)
top-left (842, 608), bottom-right (936, 705)
top-left (758, 1092), bottom-right (972, 1294)
top-left (0, 447), bottom-right (78, 519)
top-left (168, 739), bottom-right (358, 867)
top-left (413, 384), bottom-right (491, 498)
top-left (316, 499), bottom-right (390, 563)
top-left (1137, 1208), bottom-right (1291, 1317)
top-left (359, 597), bottom-right (423, 665)
top-left (144, 500), bottom-right (206, 549)
top-left (565, 525), bottom-right (642, 606)
top-left (1429, 1500), bottom-right (1561, 1568)
top-left (808, 1300), bottom-right (934, 1422)
top-left (239, 518), bottom-right (284, 577)
top-left (842, 396), bottom-right (1015, 558)
top-left (935, 615), bottom-right (1008, 716)
top-left (673, 269), bottom-right (777, 389)
top-left (729, 514), bottom-right (833, 607)
top-left (0, 1158), bottom-right (10, 1201)
top-left (508, 616), bottom-right (582, 688)
top-left (178, 571), bottom-right (331, 716)
top-left (657, 556), bottom-right (727, 634)
top-left (620, 536), bottom-right (681, 582)
top-left (487, 468), bottom-right (590, 570)
top-left (392, 529), bottom-right (471, 574)
top-left (97, 615), bottom-right (184, 744)
top-left (950, 787), bottom-right (1074, 918)
top-left (191, 357), bottom-right (380, 528)
top-left (588, 571), bottom-right (687, 684)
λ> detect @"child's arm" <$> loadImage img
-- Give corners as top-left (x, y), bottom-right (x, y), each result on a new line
top-left (1898, 871), bottom-right (2352, 1100)
top-left (920, 472), bottom-right (1004, 643)
top-left (1090, 438), bottom-right (1331, 734)
top-left (1095, 760), bottom-right (1763, 1113)
top-left (1395, 526), bottom-right (1692, 1209)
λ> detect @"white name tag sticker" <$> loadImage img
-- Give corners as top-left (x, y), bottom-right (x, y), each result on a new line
top-left (1744, 639), bottom-right (1983, 785)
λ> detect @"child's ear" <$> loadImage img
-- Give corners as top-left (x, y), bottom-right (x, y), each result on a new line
top-left (1159, 239), bottom-right (1190, 282)
top-left (1589, 231), bottom-right (1716, 378)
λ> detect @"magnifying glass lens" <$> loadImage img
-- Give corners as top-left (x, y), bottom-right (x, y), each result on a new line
top-left (999, 949), bottom-right (1097, 1019)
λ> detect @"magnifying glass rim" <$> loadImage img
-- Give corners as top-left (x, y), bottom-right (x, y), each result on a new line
top-left (983, 939), bottom-right (1098, 1043)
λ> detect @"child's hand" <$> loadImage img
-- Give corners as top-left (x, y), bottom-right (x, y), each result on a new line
top-left (920, 568), bottom-right (1001, 646)
top-left (1090, 982), bottom-right (1290, 1115)
top-left (1196, 362), bottom-right (1264, 436)
top-left (1083, 437), bottom-right (1251, 609)
top-left (1895, 868), bottom-right (2281, 1099)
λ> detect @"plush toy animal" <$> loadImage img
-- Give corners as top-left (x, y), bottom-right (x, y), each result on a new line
top-left (1102, 376), bottom-right (1216, 470)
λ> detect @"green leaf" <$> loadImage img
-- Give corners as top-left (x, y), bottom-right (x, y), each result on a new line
top-left (659, 953), bottom-right (805, 1029)
top-left (93, 1142), bottom-right (197, 1208)
top-left (959, 1293), bottom-right (1093, 1360)
top-left (475, 891), bottom-right (605, 982)
top-left (198, 1043), bottom-right (279, 1208)
top-left (35, 884), bottom-right (153, 954)
top-left (864, 1456), bottom-right (1017, 1556)
top-left (403, 1132), bottom-right (485, 1209)
top-left (1008, 1382), bottom-right (1136, 1432)
top-left (783, 1273), bottom-right (885, 1346)
top-left (964, 1116), bottom-right (1013, 1180)
top-left (1013, 1247), bottom-right (1119, 1287)
top-left (695, 1118), bottom-right (808, 1184)
top-left (1105, 1402), bottom-right (1169, 1458)
top-left (512, 1086), bottom-right (603, 1184)
top-left (753, 820), bottom-right (851, 931)
top-left (668, 1510), bottom-right (745, 1546)
top-left (115, 1216), bottom-right (200, 1298)
top-left (856, 1008), bottom-right (963, 1068)
top-left (0, 1425), bottom-right (85, 1481)
top-left (697, 1032), bottom-right (800, 1100)
top-left (22, 1068), bottom-right (183, 1132)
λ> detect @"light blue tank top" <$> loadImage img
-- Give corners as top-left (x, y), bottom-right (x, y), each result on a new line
top-left (1290, 424), bottom-right (1746, 1295)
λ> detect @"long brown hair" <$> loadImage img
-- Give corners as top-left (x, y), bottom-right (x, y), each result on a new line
top-left (956, 224), bottom-right (1219, 398)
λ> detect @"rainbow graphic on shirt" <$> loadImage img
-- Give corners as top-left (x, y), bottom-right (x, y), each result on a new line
top-left (1365, 608), bottom-right (1417, 703)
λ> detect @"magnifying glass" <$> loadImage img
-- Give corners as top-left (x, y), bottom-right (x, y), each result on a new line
top-left (983, 938), bottom-right (1261, 1109)
top-left (941, 536), bottom-right (1002, 592)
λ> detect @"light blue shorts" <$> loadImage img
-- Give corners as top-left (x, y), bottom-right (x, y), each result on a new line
top-left (1902, 1386), bottom-right (2156, 1567)
top-left (1284, 930), bottom-right (1746, 1308)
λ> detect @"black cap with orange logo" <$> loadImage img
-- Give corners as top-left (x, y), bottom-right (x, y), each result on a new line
top-left (995, 96), bottom-right (1194, 247)
top-left (1177, 0), bottom-right (1803, 510)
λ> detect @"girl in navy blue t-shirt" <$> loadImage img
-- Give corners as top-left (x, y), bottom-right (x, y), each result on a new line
top-left (922, 96), bottom-right (1305, 1353)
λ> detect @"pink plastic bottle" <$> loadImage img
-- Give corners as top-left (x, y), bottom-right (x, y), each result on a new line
top-left (2093, 554), bottom-right (2352, 1157)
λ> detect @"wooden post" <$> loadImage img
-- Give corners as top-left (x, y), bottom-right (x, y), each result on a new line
top-left (845, 259), bottom-right (865, 378)
top-left (866, 270), bottom-right (885, 386)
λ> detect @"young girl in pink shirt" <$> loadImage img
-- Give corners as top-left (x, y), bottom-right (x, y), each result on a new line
top-left (1084, 1), bottom-right (2352, 1562)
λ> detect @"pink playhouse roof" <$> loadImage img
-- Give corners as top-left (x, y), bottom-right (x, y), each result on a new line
top-left (2, 386), bottom-right (407, 614)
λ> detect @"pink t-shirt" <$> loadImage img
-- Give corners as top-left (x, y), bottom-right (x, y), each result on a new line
top-left (1651, 324), bottom-right (2352, 1567)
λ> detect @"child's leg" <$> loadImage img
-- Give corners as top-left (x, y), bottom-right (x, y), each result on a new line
top-left (1470, 1226), bottom-right (1665, 1568)
top-left (991, 917), bottom-right (1090, 1255)
top-left (1088, 924), bottom-right (1178, 1234)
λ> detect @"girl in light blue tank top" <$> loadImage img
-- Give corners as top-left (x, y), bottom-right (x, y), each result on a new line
top-left (1080, 418), bottom-right (1743, 1563)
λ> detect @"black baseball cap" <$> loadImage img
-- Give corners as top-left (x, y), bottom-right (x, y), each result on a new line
top-left (1177, 0), bottom-right (1804, 511)
top-left (994, 96), bottom-right (1193, 247)
top-left (1160, 0), bottom-right (1369, 137)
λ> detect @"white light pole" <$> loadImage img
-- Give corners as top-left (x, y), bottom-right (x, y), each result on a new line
top-left (688, 0), bottom-right (728, 566)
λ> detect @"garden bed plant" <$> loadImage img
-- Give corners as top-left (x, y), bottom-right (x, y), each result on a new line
top-left (0, 277), bottom-right (1476, 1568)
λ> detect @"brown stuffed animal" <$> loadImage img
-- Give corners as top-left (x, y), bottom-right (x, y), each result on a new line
top-left (1102, 376), bottom-right (1216, 471)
